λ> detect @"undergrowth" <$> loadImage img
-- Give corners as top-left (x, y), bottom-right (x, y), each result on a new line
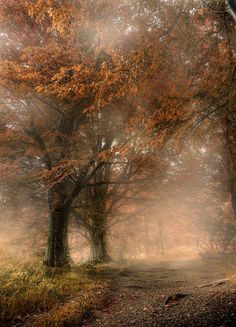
top-left (0, 263), bottom-right (112, 327)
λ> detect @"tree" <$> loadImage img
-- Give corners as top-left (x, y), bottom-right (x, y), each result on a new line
top-left (190, 0), bottom-right (236, 249)
top-left (0, 0), bottom-right (148, 266)
top-left (70, 103), bottom-right (160, 263)
top-left (1, 0), bottom-right (228, 267)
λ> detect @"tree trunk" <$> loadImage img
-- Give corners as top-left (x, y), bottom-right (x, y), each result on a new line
top-left (44, 186), bottom-right (71, 267)
top-left (225, 116), bottom-right (236, 216)
top-left (157, 220), bottom-right (164, 255)
top-left (89, 227), bottom-right (111, 263)
top-left (231, 185), bottom-right (236, 218)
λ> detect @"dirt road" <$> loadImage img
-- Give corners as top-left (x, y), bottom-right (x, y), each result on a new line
top-left (82, 259), bottom-right (236, 327)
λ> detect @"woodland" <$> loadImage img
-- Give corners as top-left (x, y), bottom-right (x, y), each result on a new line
top-left (0, 0), bottom-right (236, 326)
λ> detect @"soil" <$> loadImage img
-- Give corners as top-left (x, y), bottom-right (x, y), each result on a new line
top-left (82, 258), bottom-right (236, 327)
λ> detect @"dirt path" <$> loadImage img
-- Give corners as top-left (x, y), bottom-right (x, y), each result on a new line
top-left (82, 259), bottom-right (236, 327)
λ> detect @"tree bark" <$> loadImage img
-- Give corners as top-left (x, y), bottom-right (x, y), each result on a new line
top-left (89, 227), bottom-right (111, 263)
top-left (44, 185), bottom-right (71, 267)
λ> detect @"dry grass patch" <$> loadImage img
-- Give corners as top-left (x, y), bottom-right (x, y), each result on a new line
top-left (0, 263), bottom-right (112, 327)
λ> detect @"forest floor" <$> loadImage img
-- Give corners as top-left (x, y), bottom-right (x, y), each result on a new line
top-left (82, 257), bottom-right (236, 327)
top-left (2, 257), bottom-right (236, 327)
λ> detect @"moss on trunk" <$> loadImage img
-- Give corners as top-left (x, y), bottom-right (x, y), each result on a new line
top-left (44, 185), bottom-right (71, 267)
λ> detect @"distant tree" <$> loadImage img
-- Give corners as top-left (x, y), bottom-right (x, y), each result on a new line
top-left (72, 111), bottom-right (159, 263)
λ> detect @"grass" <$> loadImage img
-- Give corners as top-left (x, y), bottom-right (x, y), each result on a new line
top-left (0, 263), bottom-right (113, 327)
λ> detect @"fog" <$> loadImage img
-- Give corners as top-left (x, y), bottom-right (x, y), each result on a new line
top-left (0, 133), bottom-right (232, 266)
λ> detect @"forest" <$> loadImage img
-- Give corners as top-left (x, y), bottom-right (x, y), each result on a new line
top-left (0, 0), bottom-right (236, 326)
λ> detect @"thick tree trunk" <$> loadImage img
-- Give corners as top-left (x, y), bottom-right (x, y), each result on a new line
top-left (89, 228), bottom-right (111, 263)
top-left (44, 186), bottom-right (71, 267)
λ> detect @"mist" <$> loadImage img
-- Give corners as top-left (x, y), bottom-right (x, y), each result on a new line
top-left (0, 1), bottom-right (236, 326)
top-left (0, 131), bottom-right (231, 266)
